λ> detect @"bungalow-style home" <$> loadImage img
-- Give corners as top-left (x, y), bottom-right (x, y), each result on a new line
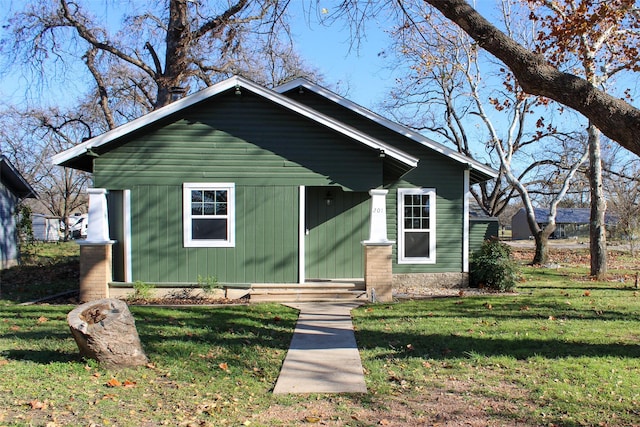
top-left (1, 155), bottom-right (37, 268)
top-left (52, 76), bottom-right (497, 301)
top-left (511, 207), bottom-right (617, 240)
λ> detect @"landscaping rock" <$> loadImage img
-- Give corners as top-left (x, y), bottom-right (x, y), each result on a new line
top-left (67, 298), bottom-right (148, 368)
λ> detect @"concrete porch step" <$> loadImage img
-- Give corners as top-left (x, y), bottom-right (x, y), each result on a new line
top-left (249, 282), bottom-right (367, 303)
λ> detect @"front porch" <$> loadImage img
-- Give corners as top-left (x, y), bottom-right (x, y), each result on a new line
top-left (108, 280), bottom-right (368, 303)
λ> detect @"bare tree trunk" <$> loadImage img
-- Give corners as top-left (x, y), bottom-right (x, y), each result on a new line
top-left (588, 125), bottom-right (607, 279)
top-left (533, 231), bottom-right (550, 265)
top-left (154, 0), bottom-right (191, 108)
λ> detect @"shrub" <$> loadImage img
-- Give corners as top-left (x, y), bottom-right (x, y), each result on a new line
top-left (131, 280), bottom-right (155, 300)
top-left (469, 239), bottom-right (519, 292)
top-left (197, 275), bottom-right (220, 294)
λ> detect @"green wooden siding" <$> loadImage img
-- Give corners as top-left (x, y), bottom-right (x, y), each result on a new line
top-left (90, 87), bottom-right (478, 283)
top-left (126, 184), bottom-right (299, 283)
top-left (92, 91), bottom-right (387, 284)
top-left (106, 190), bottom-right (125, 281)
top-left (305, 187), bottom-right (369, 279)
top-left (469, 219), bottom-right (500, 255)
top-left (284, 89), bottom-right (471, 274)
top-left (386, 157), bottom-right (465, 274)
top-left (94, 92), bottom-right (383, 190)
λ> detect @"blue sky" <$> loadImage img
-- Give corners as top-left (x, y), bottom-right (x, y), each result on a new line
top-left (0, 0), bottom-right (397, 111)
top-left (288, 3), bottom-right (396, 109)
top-left (0, 1), bottom-right (502, 112)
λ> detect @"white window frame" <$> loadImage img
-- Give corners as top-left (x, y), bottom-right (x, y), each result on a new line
top-left (183, 182), bottom-right (235, 248)
top-left (397, 188), bottom-right (436, 264)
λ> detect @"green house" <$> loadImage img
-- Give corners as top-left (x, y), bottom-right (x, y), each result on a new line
top-left (53, 76), bottom-right (497, 298)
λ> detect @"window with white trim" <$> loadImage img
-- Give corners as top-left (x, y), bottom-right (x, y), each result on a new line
top-left (183, 183), bottom-right (235, 247)
top-left (398, 188), bottom-right (436, 264)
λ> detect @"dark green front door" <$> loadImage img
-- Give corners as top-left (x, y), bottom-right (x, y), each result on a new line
top-left (305, 186), bottom-right (369, 279)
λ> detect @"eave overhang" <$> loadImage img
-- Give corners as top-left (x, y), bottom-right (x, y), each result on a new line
top-left (1, 155), bottom-right (37, 199)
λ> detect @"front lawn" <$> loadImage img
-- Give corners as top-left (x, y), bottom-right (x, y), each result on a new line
top-left (1, 244), bottom-right (639, 426)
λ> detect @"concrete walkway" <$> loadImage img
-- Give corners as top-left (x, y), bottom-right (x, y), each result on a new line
top-left (273, 302), bottom-right (367, 394)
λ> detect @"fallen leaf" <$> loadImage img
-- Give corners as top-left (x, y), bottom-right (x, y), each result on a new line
top-left (29, 400), bottom-right (46, 410)
top-left (406, 344), bottom-right (415, 351)
top-left (37, 316), bottom-right (48, 323)
top-left (304, 416), bottom-right (320, 423)
top-left (106, 378), bottom-right (122, 387)
top-left (422, 361), bottom-right (432, 368)
top-left (379, 419), bottom-right (391, 425)
top-left (218, 362), bottom-right (229, 372)
top-left (9, 325), bottom-right (20, 331)
top-left (584, 290), bottom-right (591, 297)
top-left (548, 316), bottom-right (556, 321)
top-left (123, 380), bottom-right (136, 388)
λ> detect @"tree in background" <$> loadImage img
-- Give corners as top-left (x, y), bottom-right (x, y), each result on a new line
top-left (1, 0), bottom-right (320, 218)
top-left (421, 0), bottom-right (640, 160)
top-left (607, 162), bottom-right (640, 256)
top-left (0, 107), bottom-right (91, 241)
top-left (383, 1), bottom-right (588, 264)
top-left (524, 0), bottom-right (640, 278)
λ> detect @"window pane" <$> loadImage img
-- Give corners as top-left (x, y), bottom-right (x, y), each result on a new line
top-left (191, 190), bottom-right (203, 203)
top-left (215, 190), bottom-right (227, 203)
top-left (191, 203), bottom-right (203, 216)
top-left (404, 231), bottom-right (430, 258)
top-left (203, 203), bottom-right (216, 215)
top-left (192, 219), bottom-right (227, 240)
top-left (203, 191), bottom-right (216, 203)
top-left (216, 203), bottom-right (227, 215)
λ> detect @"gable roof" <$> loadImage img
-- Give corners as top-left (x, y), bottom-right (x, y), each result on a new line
top-left (275, 78), bottom-right (498, 184)
top-left (1, 155), bottom-right (37, 199)
top-left (52, 76), bottom-right (421, 174)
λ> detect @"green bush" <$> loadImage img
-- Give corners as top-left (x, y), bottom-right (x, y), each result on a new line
top-left (131, 280), bottom-right (155, 299)
top-left (197, 274), bottom-right (220, 294)
top-left (469, 239), bottom-right (519, 292)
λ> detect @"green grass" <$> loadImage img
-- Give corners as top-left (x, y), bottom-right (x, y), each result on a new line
top-left (354, 269), bottom-right (640, 426)
top-left (0, 242), bottom-right (79, 303)
top-left (1, 243), bottom-right (640, 425)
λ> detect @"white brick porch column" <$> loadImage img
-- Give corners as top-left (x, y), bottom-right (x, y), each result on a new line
top-left (362, 189), bottom-right (394, 302)
top-left (78, 188), bottom-right (115, 302)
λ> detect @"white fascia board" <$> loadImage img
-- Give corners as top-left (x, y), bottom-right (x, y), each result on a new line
top-left (53, 76), bottom-right (418, 170)
top-left (276, 79), bottom-right (498, 179)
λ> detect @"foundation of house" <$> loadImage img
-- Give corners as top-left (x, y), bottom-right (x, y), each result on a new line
top-left (393, 272), bottom-right (469, 294)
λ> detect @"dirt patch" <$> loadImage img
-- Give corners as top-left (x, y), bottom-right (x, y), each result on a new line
top-left (255, 379), bottom-right (532, 426)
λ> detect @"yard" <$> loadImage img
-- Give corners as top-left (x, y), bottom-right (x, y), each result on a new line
top-left (1, 243), bottom-right (639, 426)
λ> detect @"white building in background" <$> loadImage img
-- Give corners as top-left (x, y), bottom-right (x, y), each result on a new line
top-left (32, 214), bottom-right (62, 241)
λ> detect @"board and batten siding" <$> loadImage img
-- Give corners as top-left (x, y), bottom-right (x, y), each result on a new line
top-left (386, 156), bottom-right (466, 274)
top-left (93, 91), bottom-right (383, 283)
top-left (115, 184), bottom-right (298, 283)
top-left (286, 88), bottom-right (472, 274)
top-left (469, 219), bottom-right (500, 255)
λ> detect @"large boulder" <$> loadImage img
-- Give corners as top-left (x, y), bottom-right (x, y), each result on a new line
top-left (67, 298), bottom-right (148, 368)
